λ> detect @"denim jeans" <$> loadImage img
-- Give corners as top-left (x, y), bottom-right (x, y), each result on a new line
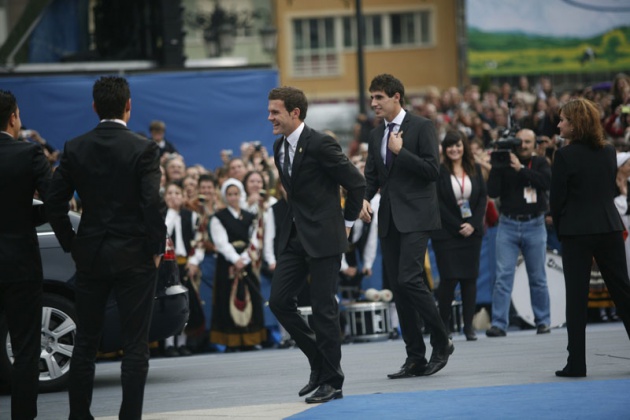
top-left (491, 214), bottom-right (550, 330)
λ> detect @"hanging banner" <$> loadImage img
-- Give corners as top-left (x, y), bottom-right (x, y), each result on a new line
top-left (467, 0), bottom-right (630, 76)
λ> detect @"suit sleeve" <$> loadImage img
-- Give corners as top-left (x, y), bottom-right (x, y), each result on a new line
top-left (32, 145), bottom-right (52, 226)
top-left (436, 169), bottom-right (464, 234)
top-left (395, 118), bottom-right (439, 181)
top-left (46, 143), bottom-right (76, 252)
top-left (317, 135), bottom-right (366, 221)
top-left (364, 135), bottom-right (379, 201)
top-left (550, 151), bottom-right (568, 236)
top-left (138, 141), bottom-right (166, 255)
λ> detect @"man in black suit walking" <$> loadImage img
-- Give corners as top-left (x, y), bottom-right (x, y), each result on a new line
top-left (360, 74), bottom-right (453, 379)
top-left (0, 90), bottom-right (51, 420)
top-left (46, 76), bottom-right (165, 420)
top-left (268, 86), bottom-right (365, 403)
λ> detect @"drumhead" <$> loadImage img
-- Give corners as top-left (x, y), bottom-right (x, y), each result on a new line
top-left (512, 251), bottom-right (566, 328)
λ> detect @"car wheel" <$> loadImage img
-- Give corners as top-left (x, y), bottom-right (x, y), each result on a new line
top-left (0, 294), bottom-right (77, 393)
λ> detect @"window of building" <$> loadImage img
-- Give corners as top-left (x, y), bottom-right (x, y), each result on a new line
top-left (342, 15), bottom-right (383, 48)
top-left (390, 11), bottom-right (432, 46)
top-left (291, 9), bottom-right (433, 77)
top-left (293, 17), bottom-right (338, 77)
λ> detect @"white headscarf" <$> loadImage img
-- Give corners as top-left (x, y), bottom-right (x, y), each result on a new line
top-left (221, 178), bottom-right (245, 203)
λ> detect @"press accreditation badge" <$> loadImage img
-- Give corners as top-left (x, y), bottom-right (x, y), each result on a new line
top-left (524, 187), bottom-right (537, 204)
top-left (459, 200), bottom-right (473, 218)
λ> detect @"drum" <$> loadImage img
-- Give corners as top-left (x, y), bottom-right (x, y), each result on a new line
top-left (343, 302), bottom-right (392, 342)
top-left (512, 251), bottom-right (566, 328)
top-left (297, 306), bottom-right (313, 327)
top-left (588, 266), bottom-right (614, 309)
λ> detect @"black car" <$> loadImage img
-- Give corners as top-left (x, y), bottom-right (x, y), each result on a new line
top-left (0, 204), bottom-right (189, 392)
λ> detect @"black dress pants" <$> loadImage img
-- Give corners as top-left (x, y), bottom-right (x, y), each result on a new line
top-left (561, 231), bottom-right (630, 373)
top-left (68, 259), bottom-right (157, 420)
top-left (0, 281), bottom-right (42, 420)
top-left (381, 225), bottom-right (450, 365)
top-left (269, 225), bottom-right (344, 389)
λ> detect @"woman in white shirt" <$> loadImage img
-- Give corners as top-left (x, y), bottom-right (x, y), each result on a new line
top-left (209, 178), bottom-right (266, 350)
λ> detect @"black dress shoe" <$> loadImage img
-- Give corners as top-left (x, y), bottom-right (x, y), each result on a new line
top-left (555, 366), bottom-right (586, 378)
top-left (299, 371), bottom-right (320, 396)
top-left (464, 328), bottom-right (477, 341)
top-left (387, 361), bottom-right (427, 379)
top-left (305, 384), bottom-right (343, 404)
top-left (298, 380), bottom-right (319, 397)
top-left (422, 339), bottom-right (454, 376)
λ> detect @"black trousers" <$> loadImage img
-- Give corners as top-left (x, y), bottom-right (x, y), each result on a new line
top-left (269, 225), bottom-right (344, 389)
top-left (560, 232), bottom-right (630, 373)
top-left (438, 278), bottom-right (477, 333)
top-left (0, 281), bottom-right (42, 420)
top-left (68, 258), bottom-right (157, 420)
top-left (381, 225), bottom-right (450, 365)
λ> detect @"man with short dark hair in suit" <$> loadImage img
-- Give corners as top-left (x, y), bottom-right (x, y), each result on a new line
top-left (360, 74), bottom-right (453, 379)
top-left (268, 86), bottom-right (365, 404)
top-left (0, 89), bottom-right (51, 420)
top-left (46, 76), bottom-right (165, 420)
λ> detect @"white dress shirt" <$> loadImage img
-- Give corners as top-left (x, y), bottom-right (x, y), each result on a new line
top-left (165, 208), bottom-right (204, 266)
top-left (279, 122), bottom-right (305, 176)
top-left (381, 109), bottom-right (405, 164)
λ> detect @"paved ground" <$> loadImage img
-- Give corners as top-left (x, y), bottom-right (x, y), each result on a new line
top-left (1, 322), bottom-right (628, 419)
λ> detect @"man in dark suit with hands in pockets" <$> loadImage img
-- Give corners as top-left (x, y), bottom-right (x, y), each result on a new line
top-left (46, 76), bottom-right (165, 420)
top-left (0, 89), bottom-right (51, 420)
top-left (268, 86), bottom-right (365, 404)
top-left (360, 74), bottom-right (453, 379)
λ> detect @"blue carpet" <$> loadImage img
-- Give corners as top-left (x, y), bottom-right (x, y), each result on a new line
top-left (287, 379), bottom-right (630, 419)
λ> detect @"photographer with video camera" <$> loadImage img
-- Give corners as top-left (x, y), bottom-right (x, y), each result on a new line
top-left (486, 127), bottom-right (552, 337)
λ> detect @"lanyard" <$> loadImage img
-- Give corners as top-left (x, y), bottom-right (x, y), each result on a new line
top-left (454, 172), bottom-right (467, 199)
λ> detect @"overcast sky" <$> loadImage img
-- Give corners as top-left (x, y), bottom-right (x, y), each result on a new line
top-left (467, 0), bottom-right (630, 38)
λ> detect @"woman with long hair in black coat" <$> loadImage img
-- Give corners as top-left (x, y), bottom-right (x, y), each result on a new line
top-left (432, 130), bottom-right (487, 341)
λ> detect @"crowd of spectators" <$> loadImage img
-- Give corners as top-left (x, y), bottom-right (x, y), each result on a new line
top-left (23, 73), bottom-right (630, 354)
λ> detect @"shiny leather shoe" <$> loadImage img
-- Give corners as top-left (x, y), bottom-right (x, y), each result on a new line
top-left (304, 384), bottom-right (343, 404)
top-left (485, 326), bottom-right (507, 337)
top-left (387, 361), bottom-right (427, 379)
top-left (555, 366), bottom-right (586, 378)
top-left (298, 371), bottom-right (320, 396)
top-left (464, 328), bottom-right (477, 341)
top-left (298, 380), bottom-right (319, 397)
top-left (422, 339), bottom-right (455, 376)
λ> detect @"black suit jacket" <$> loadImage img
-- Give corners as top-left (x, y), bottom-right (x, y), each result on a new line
top-left (364, 113), bottom-right (441, 235)
top-left (46, 122), bottom-right (165, 274)
top-left (431, 163), bottom-right (487, 241)
top-left (550, 143), bottom-right (624, 237)
top-left (0, 134), bottom-right (51, 283)
top-left (273, 125), bottom-right (365, 258)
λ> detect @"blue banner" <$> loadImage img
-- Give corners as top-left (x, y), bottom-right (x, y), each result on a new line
top-left (1, 68), bottom-right (279, 171)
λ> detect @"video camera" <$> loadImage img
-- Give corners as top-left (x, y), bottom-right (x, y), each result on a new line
top-left (490, 100), bottom-right (521, 169)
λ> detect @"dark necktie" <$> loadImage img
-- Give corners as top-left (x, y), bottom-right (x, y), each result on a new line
top-left (385, 122), bottom-right (395, 169)
top-left (283, 138), bottom-right (291, 187)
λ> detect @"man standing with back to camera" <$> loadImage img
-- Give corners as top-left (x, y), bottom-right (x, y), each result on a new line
top-left (0, 89), bottom-right (51, 420)
top-left (268, 86), bottom-right (365, 403)
top-left (46, 76), bottom-right (165, 420)
top-left (360, 74), bottom-right (453, 379)
top-left (485, 128), bottom-right (551, 337)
